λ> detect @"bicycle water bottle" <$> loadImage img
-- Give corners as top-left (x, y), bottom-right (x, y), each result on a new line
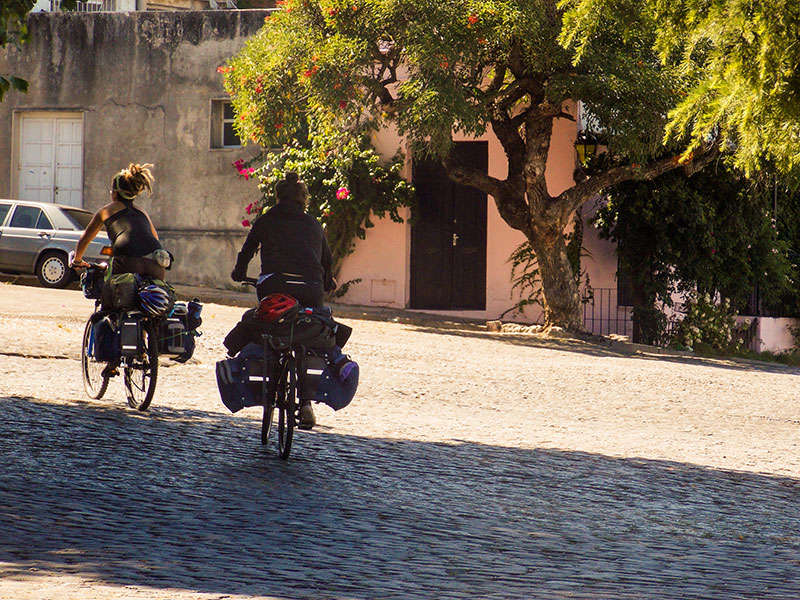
top-left (188, 298), bottom-right (203, 330)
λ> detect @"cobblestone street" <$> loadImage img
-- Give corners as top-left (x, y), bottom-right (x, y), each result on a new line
top-left (1, 284), bottom-right (800, 599)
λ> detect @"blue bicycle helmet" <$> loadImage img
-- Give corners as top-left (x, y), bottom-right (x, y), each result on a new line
top-left (138, 285), bottom-right (172, 316)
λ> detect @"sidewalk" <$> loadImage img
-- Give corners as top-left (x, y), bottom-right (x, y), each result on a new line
top-left (1, 272), bottom-right (695, 358)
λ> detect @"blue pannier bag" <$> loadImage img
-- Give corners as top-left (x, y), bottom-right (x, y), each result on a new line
top-left (91, 315), bottom-right (120, 363)
top-left (216, 343), bottom-right (274, 413)
top-left (217, 343), bottom-right (358, 414)
top-left (298, 346), bottom-right (359, 411)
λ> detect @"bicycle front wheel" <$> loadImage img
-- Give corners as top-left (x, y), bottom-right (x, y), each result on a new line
top-left (277, 359), bottom-right (296, 459)
top-left (81, 317), bottom-right (109, 400)
top-left (124, 323), bottom-right (158, 411)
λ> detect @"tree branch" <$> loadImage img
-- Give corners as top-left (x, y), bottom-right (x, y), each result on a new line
top-left (443, 155), bottom-right (530, 231)
top-left (560, 145), bottom-right (721, 216)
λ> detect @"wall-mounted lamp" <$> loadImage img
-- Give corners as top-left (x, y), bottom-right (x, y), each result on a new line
top-left (575, 130), bottom-right (599, 165)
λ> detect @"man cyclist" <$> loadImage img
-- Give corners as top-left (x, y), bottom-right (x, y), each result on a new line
top-left (231, 171), bottom-right (336, 428)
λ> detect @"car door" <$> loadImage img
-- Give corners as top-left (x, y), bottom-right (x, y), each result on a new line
top-left (0, 204), bottom-right (55, 271)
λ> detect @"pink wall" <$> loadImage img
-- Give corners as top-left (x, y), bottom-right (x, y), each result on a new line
top-left (736, 316), bottom-right (799, 353)
top-left (336, 109), bottom-right (606, 323)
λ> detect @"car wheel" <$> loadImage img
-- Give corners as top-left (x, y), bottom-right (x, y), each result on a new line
top-left (36, 251), bottom-right (73, 289)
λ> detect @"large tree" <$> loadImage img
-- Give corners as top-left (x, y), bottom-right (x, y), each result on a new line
top-left (561, 0), bottom-right (800, 176)
top-left (223, 0), bottom-right (718, 330)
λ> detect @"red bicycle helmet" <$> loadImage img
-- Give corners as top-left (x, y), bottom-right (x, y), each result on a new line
top-left (256, 293), bottom-right (300, 324)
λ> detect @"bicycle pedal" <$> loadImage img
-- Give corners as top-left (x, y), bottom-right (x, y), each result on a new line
top-left (102, 365), bottom-right (120, 378)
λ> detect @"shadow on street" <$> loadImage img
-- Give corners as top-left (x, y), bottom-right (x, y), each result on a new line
top-left (1, 396), bottom-right (799, 599)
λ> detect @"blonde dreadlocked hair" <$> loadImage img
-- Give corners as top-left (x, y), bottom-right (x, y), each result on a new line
top-left (112, 163), bottom-right (154, 201)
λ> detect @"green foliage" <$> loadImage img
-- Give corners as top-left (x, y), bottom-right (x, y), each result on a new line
top-left (223, 0), bottom-right (685, 163)
top-left (670, 294), bottom-right (744, 354)
top-left (594, 163), bottom-right (797, 343)
top-left (221, 0), bottom-right (737, 329)
top-left (501, 241), bottom-right (543, 320)
top-left (560, 0), bottom-right (800, 176)
top-left (236, 135), bottom-right (415, 276)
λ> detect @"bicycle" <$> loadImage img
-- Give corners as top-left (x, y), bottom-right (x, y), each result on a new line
top-left (79, 262), bottom-right (160, 410)
top-left (241, 277), bottom-right (325, 459)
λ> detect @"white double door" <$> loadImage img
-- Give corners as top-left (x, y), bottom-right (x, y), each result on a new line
top-left (19, 112), bottom-right (83, 207)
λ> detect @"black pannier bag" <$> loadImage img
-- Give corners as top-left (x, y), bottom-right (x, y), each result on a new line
top-left (101, 273), bottom-right (141, 311)
top-left (80, 267), bottom-right (104, 300)
top-left (159, 302), bottom-right (188, 357)
top-left (91, 315), bottom-right (120, 363)
top-left (158, 316), bottom-right (186, 356)
top-left (223, 306), bottom-right (339, 356)
top-left (120, 312), bottom-right (143, 358)
top-left (216, 343), bottom-right (276, 413)
top-left (160, 300), bottom-right (203, 363)
top-left (297, 350), bottom-right (328, 399)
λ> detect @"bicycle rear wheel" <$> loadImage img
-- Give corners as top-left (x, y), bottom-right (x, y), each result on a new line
top-left (81, 317), bottom-right (109, 400)
top-left (124, 323), bottom-right (158, 411)
top-left (277, 358), bottom-right (296, 459)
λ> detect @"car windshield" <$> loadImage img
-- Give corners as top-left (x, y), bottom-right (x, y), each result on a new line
top-left (63, 208), bottom-right (93, 229)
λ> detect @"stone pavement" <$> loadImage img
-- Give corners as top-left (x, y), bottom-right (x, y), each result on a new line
top-left (2, 282), bottom-right (800, 599)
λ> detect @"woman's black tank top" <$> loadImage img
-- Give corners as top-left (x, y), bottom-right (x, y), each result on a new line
top-left (103, 200), bottom-right (161, 257)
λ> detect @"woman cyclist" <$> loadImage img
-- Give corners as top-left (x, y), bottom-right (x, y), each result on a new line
top-left (72, 163), bottom-right (169, 279)
top-left (231, 171), bottom-right (336, 429)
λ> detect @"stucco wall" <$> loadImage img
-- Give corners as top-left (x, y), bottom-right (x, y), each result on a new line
top-left (337, 109), bottom-right (583, 323)
top-left (0, 10), bottom-right (268, 286)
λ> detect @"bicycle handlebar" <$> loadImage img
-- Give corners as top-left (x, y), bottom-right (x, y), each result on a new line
top-left (69, 251), bottom-right (108, 271)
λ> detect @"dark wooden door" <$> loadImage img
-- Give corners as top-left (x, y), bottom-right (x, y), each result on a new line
top-left (410, 141), bottom-right (488, 310)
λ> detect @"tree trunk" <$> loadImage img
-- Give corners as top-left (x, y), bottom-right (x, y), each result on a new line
top-left (529, 229), bottom-right (583, 330)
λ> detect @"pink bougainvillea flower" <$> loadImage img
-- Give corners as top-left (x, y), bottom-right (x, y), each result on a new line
top-left (233, 159), bottom-right (245, 169)
top-left (242, 219), bottom-right (251, 227)
top-left (246, 203), bottom-right (253, 214)
top-left (336, 187), bottom-right (350, 200)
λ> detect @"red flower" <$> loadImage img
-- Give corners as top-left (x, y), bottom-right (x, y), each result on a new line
top-left (467, 13), bottom-right (478, 25)
top-left (242, 219), bottom-right (251, 227)
top-left (339, 100), bottom-right (347, 109)
top-left (336, 187), bottom-right (350, 200)
top-left (255, 85), bottom-right (263, 94)
top-left (233, 159), bottom-right (245, 169)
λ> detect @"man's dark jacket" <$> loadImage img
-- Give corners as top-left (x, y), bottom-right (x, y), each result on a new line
top-left (232, 201), bottom-right (333, 287)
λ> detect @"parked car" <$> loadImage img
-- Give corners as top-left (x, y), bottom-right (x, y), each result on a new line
top-left (0, 199), bottom-right (111, 288)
